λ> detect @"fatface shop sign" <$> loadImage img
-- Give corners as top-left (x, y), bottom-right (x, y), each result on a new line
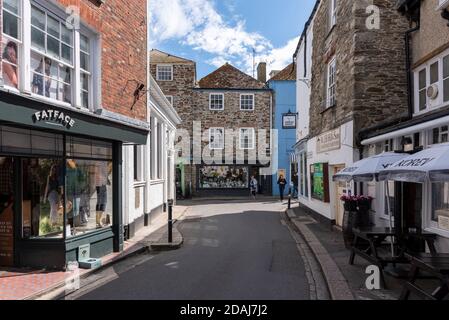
top-left (33, 109), bottom-right (76, 129)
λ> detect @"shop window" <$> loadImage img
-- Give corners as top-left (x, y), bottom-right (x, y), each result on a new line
top-left (209, 128), bottom-right (224, 150)
top-left (2, 0), bottom-right (21, 89)
top-left (310, 163), bottom-right (330, 203)
top-left (0, 125), bottom-right (63, 156)
top-left (156, 65), bottom-right (173, 81)
top-left (133, 145), bottom-right (144, 181)
top-left (239, 128), bottom-right (255, 150)
top-left (65, 159), bottom-right (113, 237)
top-left (209, 93), bottom-right (224, 110)
top-left (384, 180), bottom-right (395, 217)
top-left (22, 159), bottom-right (64, 239)
top-left (240, 94), bottom-right (254, 111)
top-left (199, 166), bottom-right (248, 189)
top-left (66, 136), bottom-right (112, 160)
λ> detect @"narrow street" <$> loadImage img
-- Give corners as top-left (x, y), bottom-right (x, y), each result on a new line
top-left (70, 200), bottom-right (311, 300)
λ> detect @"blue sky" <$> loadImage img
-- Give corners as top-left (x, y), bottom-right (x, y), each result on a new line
top-left (149, 0), bottom-right (316, 80)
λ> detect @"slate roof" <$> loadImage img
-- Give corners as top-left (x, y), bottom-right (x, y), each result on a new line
top-left (198, 63), bottom-right (267, 89)
top-left (150, 49), bottom-right (195, 64)
top-left (269, 63), bottom-right (296, 81)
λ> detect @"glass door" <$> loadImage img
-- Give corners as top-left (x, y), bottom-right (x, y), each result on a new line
top-left (0, 157), bottom-right (14, 267)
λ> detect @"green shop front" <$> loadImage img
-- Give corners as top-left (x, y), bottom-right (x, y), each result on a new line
top-left (0, 92), bottom-right (148, 269)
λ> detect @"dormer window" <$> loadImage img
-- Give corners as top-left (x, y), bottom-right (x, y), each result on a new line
top-left (156, 65), bottom-right (173, 81)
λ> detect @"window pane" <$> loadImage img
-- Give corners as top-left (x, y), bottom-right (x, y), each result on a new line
top-left (444, 55), bottom-right (449, 79)
top-left (66, 160), bottom-right (113, 238)
top-left (81, 73), bottom-right (89, 91)
top-left (47, 35), bottom-right (60, 58)
top-left (82, 91), bottom-right (89, 108)
top-left (445, 79), bottom-right (449, 102)
top-left (4, 0), bottom-right (19, 15)
top-left (22, 159), bottom-right (64, 239)
top-left (430, 62), bottom-right (439, 84)
top-left (80, 34), bottom-right (90, 52)
top-left (61, 44), bottom-right (72, 64)
top-left (61, 25), bottom-right (73, 45)
top-left (419, 90), bottom-right (426, 111)
top-left (31, 6), bottom-right (45, 30)
top-left (80, 52), bottom-right (89, 71)
top-left (2, 11), bottom-right (19, 39)
top-left (47, 16), bottom-right (60, 39)
top-left (1, 39), bottom-right (19, 88)
top-left (419, 69), bottom-right (426, 89)
top-left (432, 182), bottom-right (449, 223)
top-left (31, 27), bottom-right (45, 51)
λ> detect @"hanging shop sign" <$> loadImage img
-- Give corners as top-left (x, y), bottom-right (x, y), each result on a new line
top-left (282, 112), bottom-right (297, 129)
top-left (317, 128), bottom-right (341, 153)
top-left (33, 109), bottom-right (76, 129)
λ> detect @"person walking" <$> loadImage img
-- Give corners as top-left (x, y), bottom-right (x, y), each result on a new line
top-left (292, 173), bottom-right (299, 198)
top-left (250, 176), bottom-right (258, 200)
top-left (277, 174), bottom-right (287, 202)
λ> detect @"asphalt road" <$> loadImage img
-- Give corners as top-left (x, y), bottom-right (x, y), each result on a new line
top-left (76, 200), bottom-right (310, 300)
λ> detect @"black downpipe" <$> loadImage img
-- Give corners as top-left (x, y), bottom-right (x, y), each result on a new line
top-left (405, 22), bottom-right (420, 117)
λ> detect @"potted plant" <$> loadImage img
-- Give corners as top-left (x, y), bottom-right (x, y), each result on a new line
top-left (340, 195), bottom-right (357, 211)
top-left (356, 195), bottom-right (374, 228)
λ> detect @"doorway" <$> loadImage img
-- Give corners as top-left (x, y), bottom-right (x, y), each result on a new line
top-left (333, 165), bottom-right (346, 227)
top-left (0, 157), bottom-right (14, 267)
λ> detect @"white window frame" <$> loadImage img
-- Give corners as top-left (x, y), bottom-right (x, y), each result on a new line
top-left (166, 95), bottom-right (173, 106)
top-left (239, 128), bottom-right (255, 150)
top-left (209, 93), bottom-right (224, 110)
top-left (156, 64), bottom-right (173, 81)
top-left (413, 48), bottom-right (449, 116)
top-left (330, 0), bottom-right (337, 28)
top-left (326, 57), bottom-right (336, 108)
top-left (209, 127), bottom-right (225, 150)
top-left (1, 0), bottom-right (100, 111)
top-left (240, 93), bottom-right (255, 111)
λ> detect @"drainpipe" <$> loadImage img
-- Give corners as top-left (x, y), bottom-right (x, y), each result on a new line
top-left (405, 22), bottom-right (420, 117)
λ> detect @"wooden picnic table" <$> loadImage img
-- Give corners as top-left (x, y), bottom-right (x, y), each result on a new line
top-left (400, 253), bottom-right (449, 300)
top-left (349, 227), bottom-right (438, 288)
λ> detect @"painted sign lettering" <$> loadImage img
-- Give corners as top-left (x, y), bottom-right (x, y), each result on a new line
top-left (33, 109), bottom-right (76, 129)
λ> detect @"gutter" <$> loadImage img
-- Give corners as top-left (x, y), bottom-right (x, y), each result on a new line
top-left (405, 23), bottom-right (420, 117)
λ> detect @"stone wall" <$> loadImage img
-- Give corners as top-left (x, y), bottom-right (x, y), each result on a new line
top-left (411, 0), bottom-right (449, 66)
top-left (309, 0), bottom-right (409, 144)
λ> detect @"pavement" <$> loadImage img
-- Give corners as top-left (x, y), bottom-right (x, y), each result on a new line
top-left (71, 199), bottom-right (313, 300)
top-left (0, 205), bottom-right (188, 300)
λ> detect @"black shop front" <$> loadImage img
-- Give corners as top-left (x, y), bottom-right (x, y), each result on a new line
top-left (0, 92), bottom-right (148, 270)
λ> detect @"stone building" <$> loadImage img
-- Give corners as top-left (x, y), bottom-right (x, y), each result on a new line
top-left (193, 63), bottom-right (273, 197)
top-left (360, 0), bottom-right (449, 252)
top-left (0, 0), bottom-right (151, 269)
top-left (295, 0), bottom-right (409, 226)
top-left (150, 49), bottom-right (196, 198)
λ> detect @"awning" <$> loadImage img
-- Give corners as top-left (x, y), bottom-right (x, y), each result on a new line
top-left (0, 91), bottom-right (149, 145)
top-left (379, 143), bottom-right (449, 182)
top-left (361, 114), bottom-right (449, 146)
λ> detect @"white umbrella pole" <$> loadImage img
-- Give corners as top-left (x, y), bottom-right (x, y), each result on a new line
top-left (385, 181), bottom-right (395, 257)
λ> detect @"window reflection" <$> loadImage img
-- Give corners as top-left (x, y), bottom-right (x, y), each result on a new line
top-left (66, 159), bottom-right (113, 237)
top-left (22, 159), bottom-right (64, 239)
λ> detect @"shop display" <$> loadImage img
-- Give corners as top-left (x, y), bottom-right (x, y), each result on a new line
top-left (200, 166), bottom-right (249, 189)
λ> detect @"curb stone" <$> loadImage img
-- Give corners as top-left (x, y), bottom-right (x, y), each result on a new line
top-left (286, 209), bottom-right (355, 300)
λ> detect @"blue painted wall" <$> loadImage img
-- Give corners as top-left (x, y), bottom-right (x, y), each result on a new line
top-left (268, 79), bottom-right (297, 196)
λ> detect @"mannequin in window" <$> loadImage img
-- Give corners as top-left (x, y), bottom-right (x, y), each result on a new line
top-left (67, 159), bottom-right (83, 230)
top-left (2, 41), bottom-right (18, 88)
top-left (32, 57), bottom-right (52, 97)
top-left (95, 162), bottom-right (112, 228)
top-left (44, 164), bottom-right (62, 226)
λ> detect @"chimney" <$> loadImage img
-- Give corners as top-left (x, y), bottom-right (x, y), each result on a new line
top-left (257, 62), bottom-right (267, 83)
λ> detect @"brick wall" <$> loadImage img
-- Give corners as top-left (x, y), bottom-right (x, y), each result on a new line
top-left (309, 0), bottom-right (409, 144)
top-left (56, 0), bottom-right (147, 121)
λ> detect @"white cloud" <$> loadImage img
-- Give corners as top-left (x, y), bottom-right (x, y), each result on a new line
top-left (149, 0), bottom-right (297, 77)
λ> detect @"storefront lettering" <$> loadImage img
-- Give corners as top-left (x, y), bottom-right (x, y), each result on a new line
top-left (317, 128), bottom-right (341, 153)
top-left (394, 158), bottom-right (435, 168)
top-left (33, 110), bottom-right (76, 129)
